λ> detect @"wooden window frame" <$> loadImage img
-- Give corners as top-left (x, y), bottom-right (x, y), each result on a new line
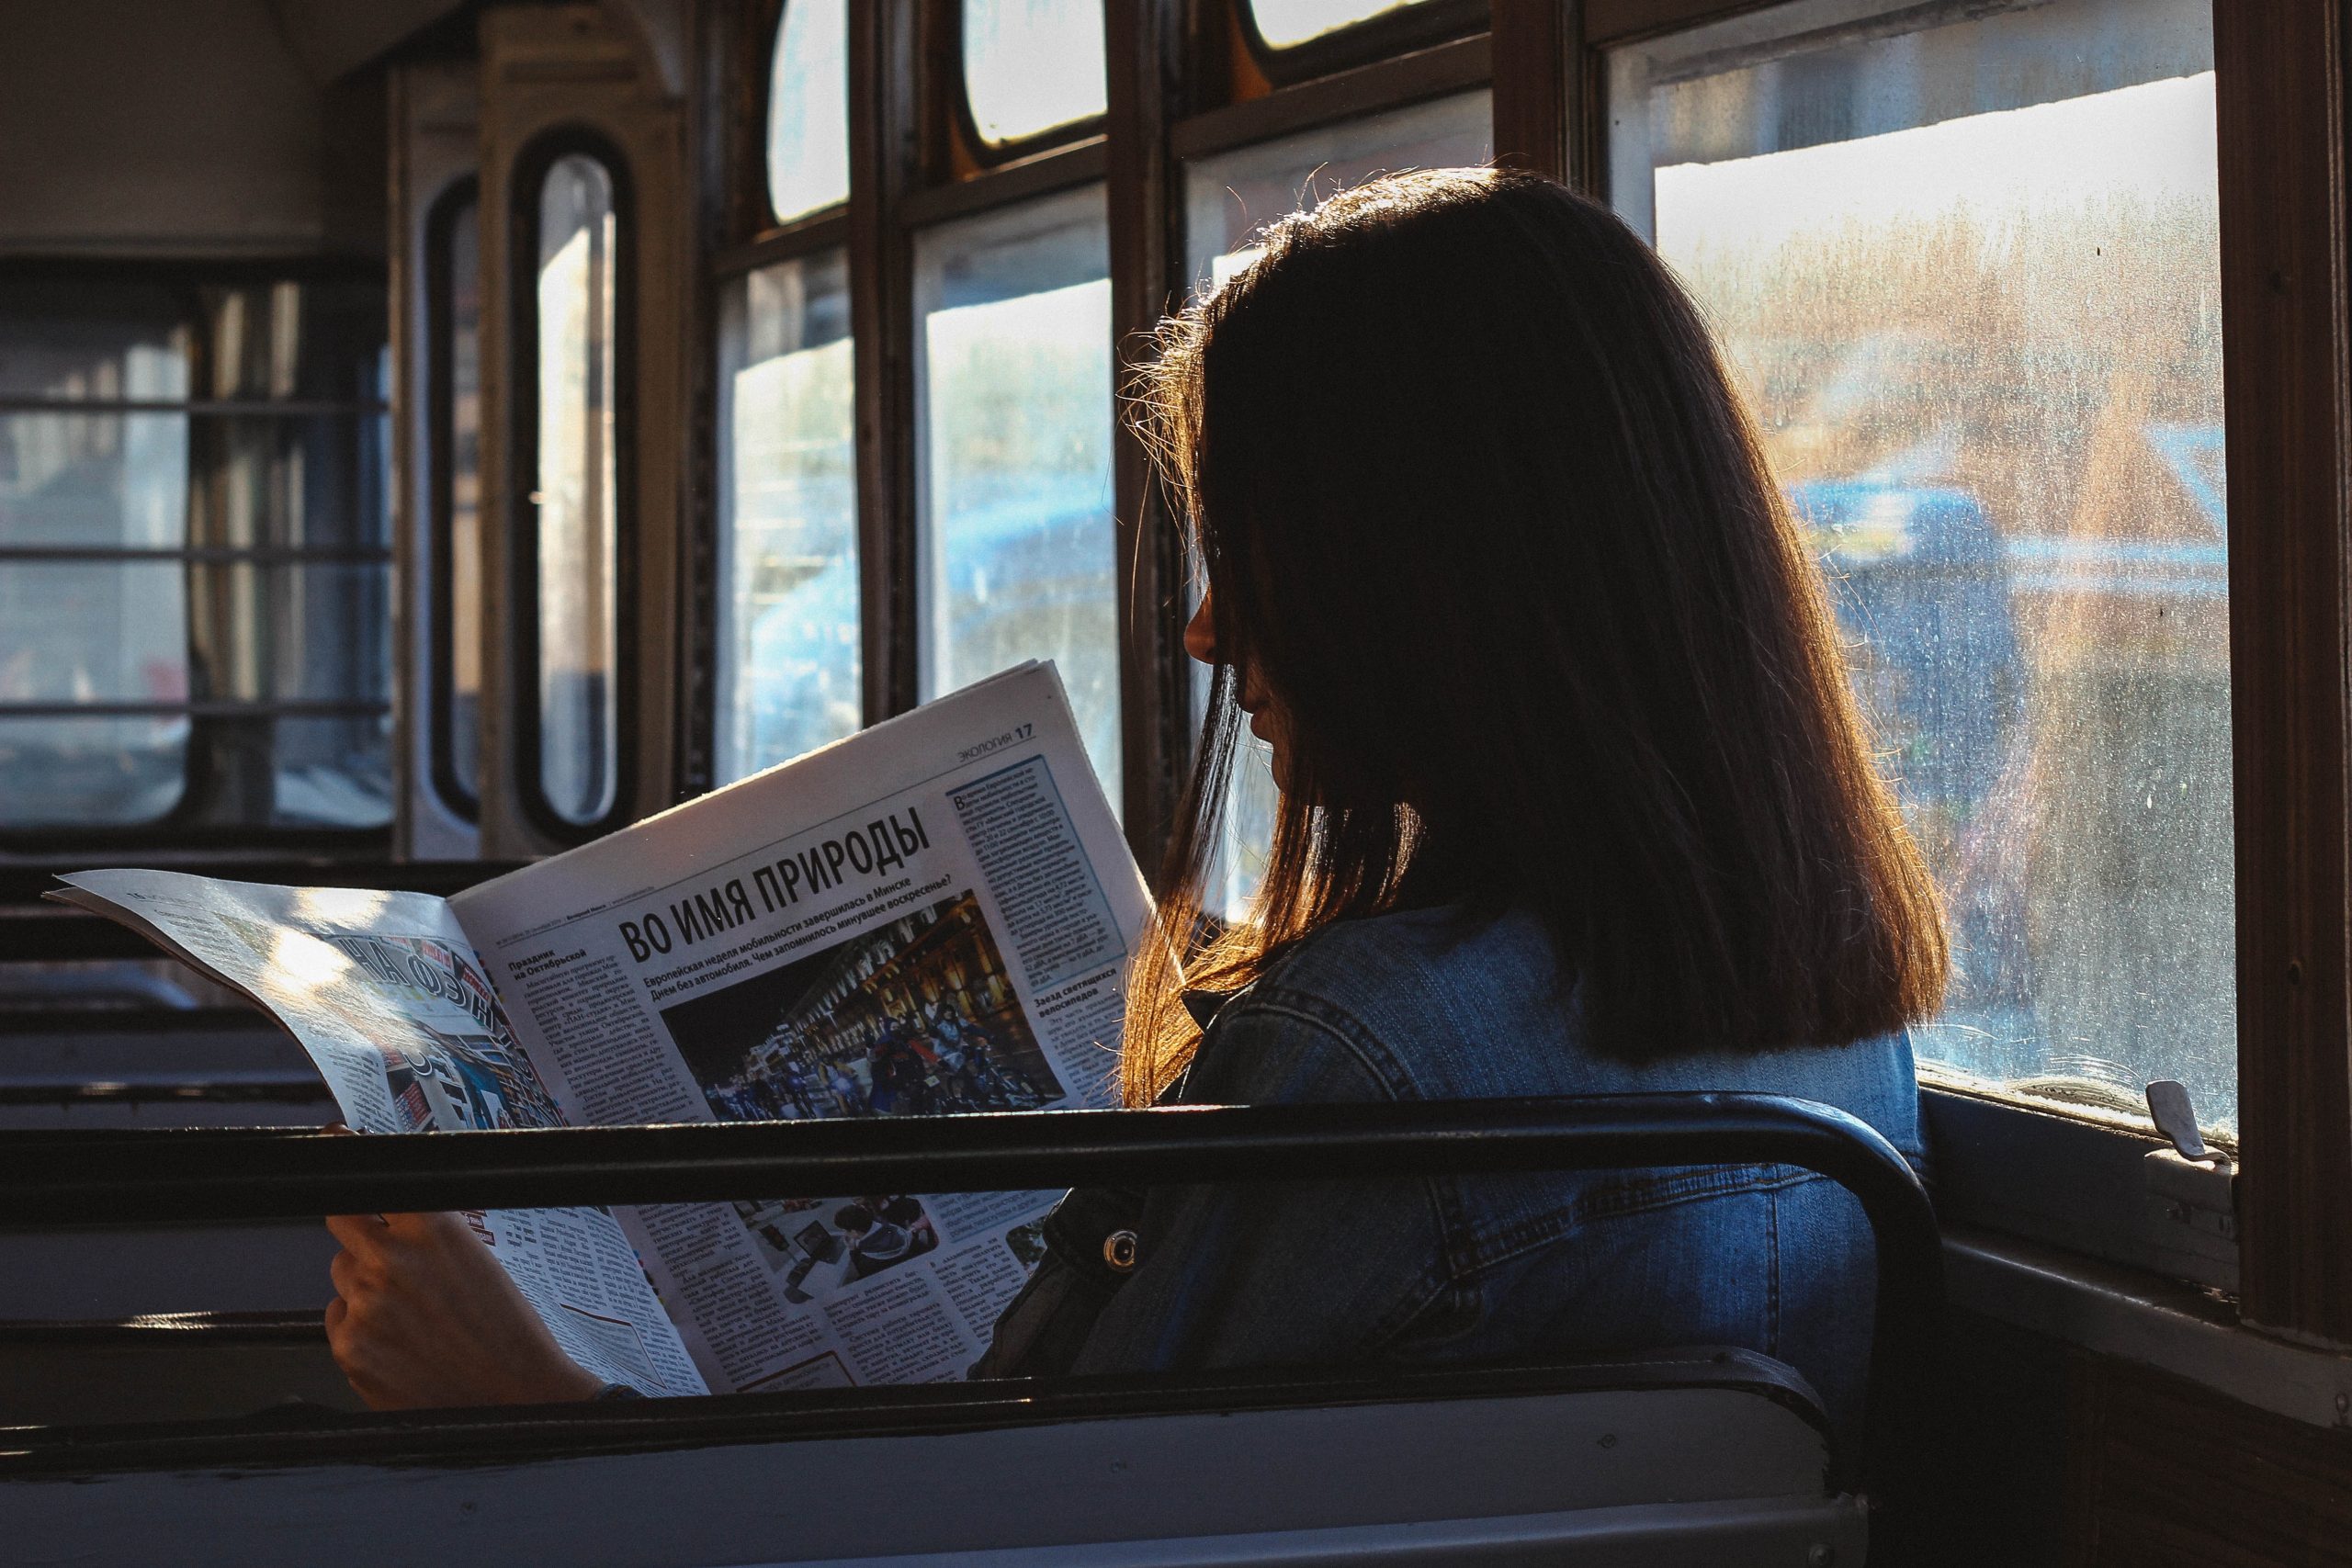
top-left (715, 2), bottom-right (1501, 872)
top-left (1493, 0), bottom-right (2352, 1349)
top-left (1233, 0), bottom-right (1490, 89)
top-left (700, 0), bottom-right (2352, 1345)
top-left (698, 3), bottom-right (2352, 1345)
top-left (505, 130), bottom-right (641, 844)
top-left (945, 0), bottom-right (1113, 169)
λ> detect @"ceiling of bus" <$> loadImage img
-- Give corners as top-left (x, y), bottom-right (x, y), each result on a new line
top-left (0, 0), bottom-right (467, 259)
top-left (264, 0), bottom-right (470, 86)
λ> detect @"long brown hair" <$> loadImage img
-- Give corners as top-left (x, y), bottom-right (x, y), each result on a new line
top-left (1124, 168), bottom-right (1947, 1105)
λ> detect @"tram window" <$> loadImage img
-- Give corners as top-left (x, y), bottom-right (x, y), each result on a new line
top-left (765, 0), bottom-right (849, 225)
top-left (1181, 90), bottom-right (1493, 915)
top-left (912, 185), bottom-right (1120, 811)
top-left (427, 186), bottom-right (483, 817)
top-left (1609, 0), bottom-right (2233, 1131)
top-left (716, 251), bottom-right (857, 782)
top-left (0, 278), bottom-right (391, 833)
top-left (1249, 0), bottom-right (1438, 50)
top-left (959, 0), bottom-right (1107, 148)
top-left (529, 152), bottom-right (624, 830)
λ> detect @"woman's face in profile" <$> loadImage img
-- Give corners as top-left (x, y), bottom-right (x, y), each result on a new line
top-left (1184, 588), bottom-right (1293, 792)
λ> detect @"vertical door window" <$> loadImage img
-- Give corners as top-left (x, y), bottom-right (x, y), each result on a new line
top-left (960, 0), bottom-right (1107, 146)
top-left (913, 186), bottom-right (1119, 809)
top-left (428, 186), bottom-right (483, 815)
top-left (717, 251), bottom-right (858, 781)
top-left (1610, 0), bottom-right (2232, 1128)
top-left (0, 278), bottom-right (391, 831)
top-left (767, 0), bottom-right (850, 223)
top-left (1182, 92), bottom-right (1493, 916)
top-left (532, 152), bottom-right (622, 829)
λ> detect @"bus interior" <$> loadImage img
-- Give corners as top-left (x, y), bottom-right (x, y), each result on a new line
top-left (2, 0), bottom-right (2348, 1562)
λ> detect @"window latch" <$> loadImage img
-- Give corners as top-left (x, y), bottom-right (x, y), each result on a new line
top-left (2142, 1080), bottom-right (2235, 1292)
top-left (2147, 1080), bottom-right (2232, 1173)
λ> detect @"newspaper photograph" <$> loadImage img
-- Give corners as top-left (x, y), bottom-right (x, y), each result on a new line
top-left (662, 889), bottom-right (1064, 1122)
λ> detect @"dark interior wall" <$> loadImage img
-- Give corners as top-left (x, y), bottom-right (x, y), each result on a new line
top-left (0, 0), bottom-right (391, 258)
top-left (1932, 1308), bottom-right (2352, 1565)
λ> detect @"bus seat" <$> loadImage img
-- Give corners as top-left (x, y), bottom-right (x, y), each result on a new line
top-left (1, 1348), bottom-right (1861, 1567)
top-left (0, 1313), bottom-right (356, 1427)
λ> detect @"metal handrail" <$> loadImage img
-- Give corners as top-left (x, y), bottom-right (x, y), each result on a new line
top-left (0, 1093), bottom-right (1939, 1534)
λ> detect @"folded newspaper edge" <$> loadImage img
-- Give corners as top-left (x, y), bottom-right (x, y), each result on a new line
top-left (51, 661), bottom-right (1153, 1396)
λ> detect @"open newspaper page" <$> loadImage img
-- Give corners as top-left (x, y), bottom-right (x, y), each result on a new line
top-left (448, 661), bottom-right (1150, 1393)
top-left (43, 870), bottom-right (708, 1399)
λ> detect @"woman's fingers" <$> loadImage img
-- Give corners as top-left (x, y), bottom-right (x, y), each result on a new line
top-left (315, 1205), bottom-right (603, 1409)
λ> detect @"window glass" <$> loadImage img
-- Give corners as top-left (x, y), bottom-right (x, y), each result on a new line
top-left (0, 286), bottom-right (189, 402)
top-left (961, 0), bottom-right (1106, 144)
top-left (1183, 92), bottom-right (1492, 917)
top-left (0, 280), bottom-right (390, 830)
top-left (534, 153), bottom-right (622, 828)
top-left (767, 0), bottom-right (850, 223)
top-left (1610, 0), bottom-right (2232, 1129)
top-left (718, 250), bottom-right (858, 782)
top-left (914, 185), bottom-right (1119, 810)
top-left (0, 412), bottom-right (188, 547)
top-left (1250, 0), bottom-right (1432, 49)
top-left (0, 557), bottom-right (185, 695)
top-left (436, 194), bottom-right (484, 810)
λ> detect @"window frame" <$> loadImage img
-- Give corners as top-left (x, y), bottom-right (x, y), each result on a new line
top-left (0, 256), bottom-right (396, 859)
top-left (945, 0), bottom-right (1111, 169)
top-left (703, 2), bottom-right (1505, 867)
top-left (505, 129), bottom-right (640, 845)
top-left (702, 0), bottom-right (2352, 1361)
top-left (756, 0), bottom-right (855, 231)
top-left (1531, 0), bottom-right (2352, 1354)
top-left (423, 176), bottom-right (483, 825)
top-left (1233, 0), bottom-right (1492, 88)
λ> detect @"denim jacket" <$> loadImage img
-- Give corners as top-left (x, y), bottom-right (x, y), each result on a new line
top-left (970, 904), bottom-right (1926, 1446)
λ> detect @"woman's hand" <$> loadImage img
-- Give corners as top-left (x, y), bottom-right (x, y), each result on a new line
top-left (323, 1209), bottom-right (607, 1409)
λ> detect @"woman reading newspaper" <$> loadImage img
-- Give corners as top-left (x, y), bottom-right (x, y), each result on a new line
top-left (324, 170), bottom-right (1943, 1446)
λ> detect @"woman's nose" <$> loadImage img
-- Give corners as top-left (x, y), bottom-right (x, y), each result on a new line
top-left (1183, 592), bottom-right (1217, 665)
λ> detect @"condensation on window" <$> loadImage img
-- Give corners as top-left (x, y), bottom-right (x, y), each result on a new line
top-left (534, 153), bottom-right (621, 828)
top-left (1611, 0), bottom-right (2233, 1131)
top-left (717, 250), bottom-right (859, 783)
top-left (913, 185), bottom-right (1120, 815)
top-left (1182, 92), bottom-right (1494, 919)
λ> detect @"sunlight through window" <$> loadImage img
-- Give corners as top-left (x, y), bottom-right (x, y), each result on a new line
top-left (1611, 0), bottom-right (2232, 1130)
top-left (914, 186), bottom-right (1119, 811)
top-left (961, 0), bottom-right (1106, 144)
top-left (718, 252), bottom-right (859, 781)
top-left (767, 0), bottom-right (850, 223)
top-left (1250, 0), bottom-right (1430, 49)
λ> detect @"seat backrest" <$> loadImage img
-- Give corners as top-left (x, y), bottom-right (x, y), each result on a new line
top-left (0, 1348), bottom-right (1861, 1568)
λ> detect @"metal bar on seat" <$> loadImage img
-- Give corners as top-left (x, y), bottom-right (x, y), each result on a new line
top-left (0, 1092), bottom-right (1941, 1545)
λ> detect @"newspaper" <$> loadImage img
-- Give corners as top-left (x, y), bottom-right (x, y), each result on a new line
top-left (51, 663), bottom-right (1151, 1395)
